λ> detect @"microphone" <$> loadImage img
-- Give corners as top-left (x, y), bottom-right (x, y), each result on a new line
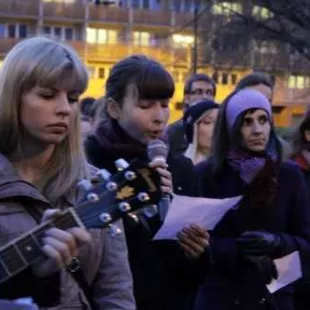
top-left (147, 139), bottom-right (170, 221)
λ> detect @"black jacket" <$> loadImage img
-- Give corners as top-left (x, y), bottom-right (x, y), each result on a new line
top-left (166, 119), bottom-right (189, 155)
top-left (85, 120), bottom-right (202, 310)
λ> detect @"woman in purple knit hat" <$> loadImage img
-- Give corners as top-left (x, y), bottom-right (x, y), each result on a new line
top-left (178, 89), bottom-right (310, 310)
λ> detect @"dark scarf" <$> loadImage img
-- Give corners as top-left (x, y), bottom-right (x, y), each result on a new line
top-left (235, 156), bottom-right (280, 231)
top-left (294, 150), bottom-right (310, 171)
top-left (94, 119), bottom-right (148, 165)
top-left (226, 143), bottom-right (280, 231)
top-left (227, 134), bottom-right (278, 184)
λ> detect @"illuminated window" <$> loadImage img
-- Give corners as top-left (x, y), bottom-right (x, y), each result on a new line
top-left (212, 2), bottom-right (242, 15)
top-left (288, 76), bottom-right (296, 89)
top-left (252, 5), bottom-right (274, 19)
top-left (86, 28), bottom-right (97, 43)
top-left (288, 75), bottom-right (309, 89)
top-left (296, 76), bottom-right (305, 89)
top-left (86, 28), bottom-right (118, 44)
top-left (172, 34), bottom-right (194, 46)
top-left (133, 31), bottom-right (150, 46)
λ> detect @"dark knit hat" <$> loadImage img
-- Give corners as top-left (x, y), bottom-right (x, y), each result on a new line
top-left (183, 99), bottom-right (219, 143)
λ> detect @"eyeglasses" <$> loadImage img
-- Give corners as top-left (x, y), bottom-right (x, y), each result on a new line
top-left (190, 88), bottom-right (214, 96)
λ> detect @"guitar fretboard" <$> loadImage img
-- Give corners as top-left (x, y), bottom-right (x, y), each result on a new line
top-left (0, 210), bottom-right (78, 284)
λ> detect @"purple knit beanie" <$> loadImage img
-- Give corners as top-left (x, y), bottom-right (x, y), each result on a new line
top-left (226, 89), bottom-right (272, 131)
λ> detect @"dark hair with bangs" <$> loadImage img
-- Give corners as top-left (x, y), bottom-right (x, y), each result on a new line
top-left (105, 54), bottom-right (174, 104)
top-left (210, 91), bottom-right (282, 175)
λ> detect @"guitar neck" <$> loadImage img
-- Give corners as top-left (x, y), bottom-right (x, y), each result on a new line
top-left (0, 208), bottom-right (80, 285)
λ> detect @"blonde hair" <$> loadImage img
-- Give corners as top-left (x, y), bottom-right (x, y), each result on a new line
top-left (0, 36), bottom-right (89, 203)
top-left (184, 110), bottom-right (213, 165)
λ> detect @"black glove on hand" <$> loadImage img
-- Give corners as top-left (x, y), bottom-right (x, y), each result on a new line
top-left (245, 255), bottom-right (278, 285)
top-left (236, 231), bottom-right (283, 257)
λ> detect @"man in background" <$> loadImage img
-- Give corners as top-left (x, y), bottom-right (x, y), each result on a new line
top-left (166, 73), bottom-right (216, 155)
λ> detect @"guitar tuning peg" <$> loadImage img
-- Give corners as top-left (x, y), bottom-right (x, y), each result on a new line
top-left (108, 224), bottom-right (122, 237)
top-left (77, 179), bottom-right (92, 191)
top-left (125, 170), bottom-right (136, 181)
top-left (115, 158), bottom-right (129, 171)
top-left (119, 201), bottom-right (131, 212)
top-left (106, 181), bottom-right (117, 192)
top-left (137, 192), bottom-right (150, 202)
top-left (87, 192), bottom-right (99, 202)
top-left (99, 212), bottom-right (112, 223)
top-left (96, 169), bottom-right (111, 181)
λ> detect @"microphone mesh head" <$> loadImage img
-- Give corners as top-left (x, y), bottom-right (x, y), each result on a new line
top-left (147, 139), bottom-right (169, 162)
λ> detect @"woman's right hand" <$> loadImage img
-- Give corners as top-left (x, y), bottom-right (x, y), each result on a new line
top-left (32, 209), bottom-right (91, 277)
top-left (177, 224), bottom-right (209, 259)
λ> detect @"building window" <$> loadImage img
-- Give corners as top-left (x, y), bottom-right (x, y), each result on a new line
top-left (86, 28), bottom-right (118, 44)
top-left (65, 27), bottom-right (73, 40)
top-left (98, 67), bottom-right (106, 79)
top-left (54, 27), bottom-right (62, 38)
top-left (133, 31), bottom-right (150, 46)
top-left (222, 73), bottom-right (228, 85)
top-left (172, 34), bottom-right (194, 47)
top-left (8, 24), bottom-right (16, 38)
top-left (19, 24), bottom-right (27, 38)
top-left (42, 26), bottom-right (74, 41)
top-left (252, 5), bottom-right (274, 19)
top-left (0, 24), bottom-right (5, 38)
top-left (212, 72), bottom-right (219, 84)
top-left (288, 75), bottom-right (308, 89)
top-left (212, 2), bottom-right (242, 15)
top-left (43, 26), bottom-right (51, 35)
top-left (231, 74), bottom-right (237, 85)
top-left (7, 24), bottom-right (28, 39)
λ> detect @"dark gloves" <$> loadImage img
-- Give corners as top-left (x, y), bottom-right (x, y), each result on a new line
top-left (244, 255), bottom-right (278, 284)
top-left (236, 231), bottom-right (283, 257)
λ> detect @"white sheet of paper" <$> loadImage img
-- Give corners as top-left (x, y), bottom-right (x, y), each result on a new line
top-left (267, 251), bottom-right (302, 294)
top-left (153, 194), bottom-right (242, 240)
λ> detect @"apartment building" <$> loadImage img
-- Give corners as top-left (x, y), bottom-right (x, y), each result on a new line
top-left (0, 0), bottom-right (308, 126)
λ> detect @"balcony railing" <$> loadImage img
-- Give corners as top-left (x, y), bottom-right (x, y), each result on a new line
top-left (89, 5), bottom-right (129, 23)
top-left (83, 43), bottom-right (187, 65)
top-left (0, 0), bottom-right (38, 18)
top-left (133, 9), bottom-right (171, 27)
top-left (43, 0), bottom-right (85, 21)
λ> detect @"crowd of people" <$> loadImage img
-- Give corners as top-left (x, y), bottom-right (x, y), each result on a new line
top-left (0, 36), bottom-right (310, 310)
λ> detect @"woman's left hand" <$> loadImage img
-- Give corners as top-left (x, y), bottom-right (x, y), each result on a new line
top-left (177, 224), bottom-right (210, 259)
top-left (149, 161), bottom-right (173, 195)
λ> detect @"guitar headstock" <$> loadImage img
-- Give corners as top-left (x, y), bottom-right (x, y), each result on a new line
top-left (75, 159), bottom-right (162, 235)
